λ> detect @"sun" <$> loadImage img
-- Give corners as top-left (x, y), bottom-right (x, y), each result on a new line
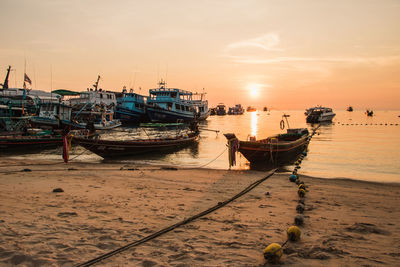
top-left (248, 83), bottom-right (260, 98)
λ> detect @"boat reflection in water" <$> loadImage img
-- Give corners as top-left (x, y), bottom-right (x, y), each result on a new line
top-left (250, 111), bottom-right (258, 138)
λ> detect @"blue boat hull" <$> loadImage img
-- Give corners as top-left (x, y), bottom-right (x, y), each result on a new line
top-left (146, 107), bottom-right (196, 122)
top-left (115, 107), bottom-right (148, 124)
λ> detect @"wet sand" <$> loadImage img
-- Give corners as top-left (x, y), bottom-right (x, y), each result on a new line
top-left (0, 158), bottom-right (399, 266)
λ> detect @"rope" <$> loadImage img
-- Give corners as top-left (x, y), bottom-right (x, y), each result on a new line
top-left (76, 169), bottom-right (277, 267)
top-left (194, 146), bottom-right (227, 169)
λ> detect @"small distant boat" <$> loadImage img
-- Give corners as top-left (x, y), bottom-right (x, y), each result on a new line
top-left (366, 109), bottom-right (374, 117)
top-left (73, 127), bottom-right (200, 158)
top-left (346, 106), bottom-right (353, 112)
top-left (216, 103), bottom-right (226, 115)
top-left (246, 106), bottom-right (256, 112)
top-left (210, 108), bottom-right (217, 116)
top-left (224, 128), bottom-right (309, 170)
top-left (306, 107), bottom-right (336, 123)
top-left (228, 104), bottom-right (244, 115)
top-left (263, 107), bottom-right (268, 112)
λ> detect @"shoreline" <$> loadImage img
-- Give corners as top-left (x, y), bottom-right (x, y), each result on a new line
top-left (1, 157), bottom-right (399, 266)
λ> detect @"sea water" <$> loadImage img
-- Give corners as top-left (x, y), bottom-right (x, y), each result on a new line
top-left (5, 110), bottom-right (400, 183)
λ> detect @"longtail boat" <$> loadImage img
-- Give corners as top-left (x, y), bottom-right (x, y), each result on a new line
top-left (0, 130), bottom-right (62, 151)
top-left (72, 130), bottom-right (200, 158)
top-left (224, 128), bottom-right (309, 170)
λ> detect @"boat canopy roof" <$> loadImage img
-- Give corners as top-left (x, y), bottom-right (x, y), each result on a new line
top-left (149, 87), bottom-right (192, 95)
top-left (52, 89), bottom-right (81, 96)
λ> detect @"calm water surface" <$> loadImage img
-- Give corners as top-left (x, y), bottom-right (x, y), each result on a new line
top-left (6, 110), bottom-right (400, 182)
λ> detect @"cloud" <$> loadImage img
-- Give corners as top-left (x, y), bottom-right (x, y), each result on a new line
top-left (227, 55), bottom-right (400, 66)
top-left (223, 33), bottom-right (400, 68)
top-left (224, 33), bottom-right (282, 53)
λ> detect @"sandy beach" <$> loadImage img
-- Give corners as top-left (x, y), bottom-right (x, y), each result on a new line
top-left (0, 157), bottom-right (399, 266)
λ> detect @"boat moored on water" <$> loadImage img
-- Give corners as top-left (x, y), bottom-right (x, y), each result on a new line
top-left (246, 106), bottom-right (256, 112)
top-left (146, 80), bottom-right (209, 122)
top-left (73, 123), bottom-right (200, 158)
top-left (347, 106), bottom-right (353, 112)
top-left (115, 87), bottom-right (148, 124)
top-left (52, 76), bottom-right (121, 130)
top-left (224, 128), bottom-right (309, 170)
top-left (0, 128), bottom-right (63, 152)
top-left (305, 107), bottom-right (336, 123)
top-left (228, 104), bottom-right (244, 115)
top-left (366, 109), bottom-right (374, 116)
top-left (216, 103), bottom-right (226, 115)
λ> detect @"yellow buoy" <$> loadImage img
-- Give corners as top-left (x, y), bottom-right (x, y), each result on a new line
top-left (298, 184), bottom-right (306, 190)
top-left (287, 225), bottom-right (301, 241)
top-left (298, 188), bottom-right (306, 197)
top-left (263, 243), bottom-right (283, 263)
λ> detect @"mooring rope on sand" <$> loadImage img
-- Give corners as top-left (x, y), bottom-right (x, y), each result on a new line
top-left (76, 169), bottom-right (277, 267)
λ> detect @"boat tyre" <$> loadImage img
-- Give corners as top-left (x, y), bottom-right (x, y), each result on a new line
top-left (280, 119), bottom-right (285, 130)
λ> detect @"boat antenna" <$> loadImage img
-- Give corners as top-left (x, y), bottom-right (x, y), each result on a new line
top-left (132, 72), bottom-right (136, 91)
top-left (165, 62), bottom-right (168, 86)
top-left (282, 113), bottom-right (291, 129)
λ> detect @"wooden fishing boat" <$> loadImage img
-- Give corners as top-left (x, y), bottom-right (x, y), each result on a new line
top-left (224, 128), bottom-right (309, 170)
top-left (0, 130), bottom-right (62, 151)
top-left (73, 130), bottom-right (200, 158)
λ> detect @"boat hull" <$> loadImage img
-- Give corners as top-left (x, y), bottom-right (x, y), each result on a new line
top-left (146, 107), bottom-right (196, 122)
top-left (0, 136), bottom-right (62, 152)
top-left (73, 133), bottom-right (199, 158)
top-left (235, 134), bottom-right (309, 170)
top-left (306, 113), bottom-right (335, 123)
top-left (115, 107), bottom-right (148, 124)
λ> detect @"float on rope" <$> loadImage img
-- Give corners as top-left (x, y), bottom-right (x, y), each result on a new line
top-left (263, 243), bottom-right (283, 263)
top-left (287, 226), bottom-right (301, 241)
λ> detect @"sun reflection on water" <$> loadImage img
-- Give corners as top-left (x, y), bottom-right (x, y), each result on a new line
top-left (251, 111), bottom-right (258, 137)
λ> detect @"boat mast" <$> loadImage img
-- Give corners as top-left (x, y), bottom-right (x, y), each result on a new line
top-left (1, 65), bottom-right (11, 90)
top-left (93, 75), bottom-right (101, 91)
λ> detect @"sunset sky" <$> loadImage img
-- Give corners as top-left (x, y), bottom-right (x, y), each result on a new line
top-left (1, 0), bottom-right (399, 109)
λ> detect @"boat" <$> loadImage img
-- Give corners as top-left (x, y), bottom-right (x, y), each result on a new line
top-left (115, 87), bottom-right (148, 124)
top-left (306, 107), bottom-right (336, 123)
top-left (246, 106), bottom-right (256, 112)
top-left (366, 109), bottom-right (374, 117)
top-left (216, 103), bottom-right (226, 115)
top-left (72, 125), bottom-right (200, 158)
top-left (228, 104), bottom-right (244, 115)
top-left (346, 106), bottom-right (353, 112)
top-left (263, 107), bottom-right (268, 112)
top-left (210, 108), bottom-right (217, 116)
top-left (0, 129), bottom-right (62, 151)
top-left (29, 98), bottom-right (85, 130)
top-left (304, 106), bottom-right (320, 116)
top-left (52, 76), bottom-right (121, 130)
top-left (146, 80), bottom-right (209, 122)
top-left (224, 128), bottom-right (309, 170)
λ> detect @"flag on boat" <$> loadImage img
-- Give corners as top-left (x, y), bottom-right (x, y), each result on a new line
top-left (24, 73), bottom-right (32, 85)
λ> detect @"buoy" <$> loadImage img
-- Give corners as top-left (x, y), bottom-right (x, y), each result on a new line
top-left (296, 203), bottom-right (305, 213)
top-left (287, 226), bottom-right (301, 241)
top-left (289, 174), bottom-right (297, 182)
top-left (298, 184), bottom-right (306, 190)
top-left (302, 152), bottom-right (307, 156)
top-left (294, 214), bottom-right (304, 226)
top-left (298, 188), bottom-right (306, 197)
top-left (263, 243), bottom-right (283, 263)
